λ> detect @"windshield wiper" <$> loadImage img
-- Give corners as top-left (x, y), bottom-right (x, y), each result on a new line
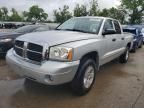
top-left (56, 28), bottom-right (89, 33)
top-left (72, 29), bottom-right (89, 33)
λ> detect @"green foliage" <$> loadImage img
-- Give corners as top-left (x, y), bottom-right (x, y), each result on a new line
top-left (9, 8), bottom-right (22, 21)
top-left (99, 7), bottom-right (127, 24)
top-left (0, 7), bottom-right (8, 21)
top-left (0, 9), bottom-right (2, 20)
top-left (89, 0), bottom-right (99, 16)
top-left (0, 0), bottom-right (143, 24)
top-left (99, 9), bottom-right (109, 17)
top-left (121, 0), bottom-right (144, 24)
top-left (24, 5), bottom-right (48, 22)
top-left (74, 4), bottom-right (88, 17)
top-left (54, 5), bottom-right (72, 23)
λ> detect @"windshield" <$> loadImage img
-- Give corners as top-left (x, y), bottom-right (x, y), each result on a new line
top-left (14, 25), bottom-right (39, 33)
top-left (57, 18), bottom-right (103, 34)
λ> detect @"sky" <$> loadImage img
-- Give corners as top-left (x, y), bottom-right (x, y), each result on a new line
top-left (0, 0), bottom-right (120, 20)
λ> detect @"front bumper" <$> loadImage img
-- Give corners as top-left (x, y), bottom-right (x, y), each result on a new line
top-left (6, 49), bottom-right (80, 85)
top-left (131, 40), bottom-right (138, 50)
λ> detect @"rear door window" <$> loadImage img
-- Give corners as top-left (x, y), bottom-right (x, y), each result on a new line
top-left (113, 20), bottom-right (121, 34)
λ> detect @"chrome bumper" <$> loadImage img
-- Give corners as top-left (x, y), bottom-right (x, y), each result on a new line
top-left (6, 49), bottom-right (80, 85)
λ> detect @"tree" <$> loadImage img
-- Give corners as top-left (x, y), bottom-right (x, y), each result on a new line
top-left (99, 9), bottom-right (109, 17)
top-left (108, 7), bottom-right (125, 23)
top-left (99, 7), bottom-right (127, 24)
top-left (1, 7), bottom-right (8, 21)
top-left (54, 5), bottom-right (72, 23)
top-left (121, 0), bottom-right (144, 24)
top-left (74, 4), bottom-right (88, 17)
top-left (22, 11), bottom-right (28, 21)
top-left (89, 0), bottom-right (99, 16)
top-left (9, 8), bottom-right (22, 21)
top-left (24, 5), bottom-right (48, 22)
top-left (0, 8), bottom-right (2, 20)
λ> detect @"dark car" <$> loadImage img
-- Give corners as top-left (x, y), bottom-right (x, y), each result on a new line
top-left (123, 27), bottom-right (143, 52)
top-left (0, 24), bottom-right (56, 57)
top-left (136, 25), bottom-right (144, 44)
top-left (128, 25), bottom-right (144, 44)
top-left (142, 28), bottom-right (144, 44)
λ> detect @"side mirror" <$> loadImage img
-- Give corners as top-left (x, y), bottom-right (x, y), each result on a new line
top-left (102, 29), bottom-right (116, 35)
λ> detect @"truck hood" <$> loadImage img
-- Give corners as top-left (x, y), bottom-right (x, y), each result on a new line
top-left (17, 30), bottom-right (98, 46)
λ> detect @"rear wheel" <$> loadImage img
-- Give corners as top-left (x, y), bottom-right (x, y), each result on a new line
top-left (71, 58), bottom-right (97, 95)
top-left (119, 47), bottom-right (129, 63)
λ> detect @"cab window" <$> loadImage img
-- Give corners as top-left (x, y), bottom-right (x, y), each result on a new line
top-left (113, 21), bottom-right (121, 34)
top-left (103, 19), bottom-right (114, 30)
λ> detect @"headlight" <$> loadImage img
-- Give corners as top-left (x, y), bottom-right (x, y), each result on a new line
top-left (0, 38), bottom-right (12, 43)
top-left (49, 46), bottom-right (73, 61)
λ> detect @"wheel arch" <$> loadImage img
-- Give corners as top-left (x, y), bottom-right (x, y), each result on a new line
top-left (80, 51), bottom-right (99, 70)
top-left (127, 42), bottom-right (132, 50)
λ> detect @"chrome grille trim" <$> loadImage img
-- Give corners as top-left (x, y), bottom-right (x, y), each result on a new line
top-left (13, 51), bottom-right (42, 65)
top-left (23, 42), bottom-right (28, 58)
top-left (14, 40), bottom-right (44, 64)
top-left (27, 49), bottom-right (42, 54)
top-left (14, 45), bottom-right (42, 54)
top-left (14, 45), bottom-right (24, 50)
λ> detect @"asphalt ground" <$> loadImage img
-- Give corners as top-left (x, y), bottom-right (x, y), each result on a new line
top-left (0, 47), bottom-right (144, 108)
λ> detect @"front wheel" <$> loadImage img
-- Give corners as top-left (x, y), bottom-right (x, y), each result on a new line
top-left (71, 58), bottom-right (97, 95)
top-left (119, 47), bottom-right (129, 63)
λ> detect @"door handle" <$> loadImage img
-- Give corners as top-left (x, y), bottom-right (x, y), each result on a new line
top-left (112, 38), bottom-right (116, 42)
top-left (121, 37), bottom-right (125, 40)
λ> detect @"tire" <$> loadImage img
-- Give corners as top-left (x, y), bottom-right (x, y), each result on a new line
top-left (71, 58), bottom-right (97, 96)
top-left (119, 47), bottom-right (129, 63)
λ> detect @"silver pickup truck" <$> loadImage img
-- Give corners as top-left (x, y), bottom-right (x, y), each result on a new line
top-left (6, 17), bottom-right (133, 95)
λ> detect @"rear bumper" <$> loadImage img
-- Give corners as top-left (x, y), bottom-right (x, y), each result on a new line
top-left (6, 49), bottom-right (80, 85)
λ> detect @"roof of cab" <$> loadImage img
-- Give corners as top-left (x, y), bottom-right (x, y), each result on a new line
top-left (74, 16), bottom-right (117, 20)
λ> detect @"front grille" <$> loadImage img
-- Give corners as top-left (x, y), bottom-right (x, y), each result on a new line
top-left (28, 43), bottom-right (43, 52)
top-left (14, 46), bottom-right (23, 57)
top-left (14, 40), bottom-right (43, 63)
top-left (27, 51), bottom-right (42, 62)
top-left (15, 40), bottom-right (24, 48)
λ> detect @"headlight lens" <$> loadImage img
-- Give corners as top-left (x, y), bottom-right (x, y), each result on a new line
top-left (49, 46), bottom-right (73, 61)
top-left (0, 38), bottom-right (12, 43)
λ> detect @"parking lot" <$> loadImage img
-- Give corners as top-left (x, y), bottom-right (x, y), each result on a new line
top-left (0, 47), bottom-right (143, 108)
